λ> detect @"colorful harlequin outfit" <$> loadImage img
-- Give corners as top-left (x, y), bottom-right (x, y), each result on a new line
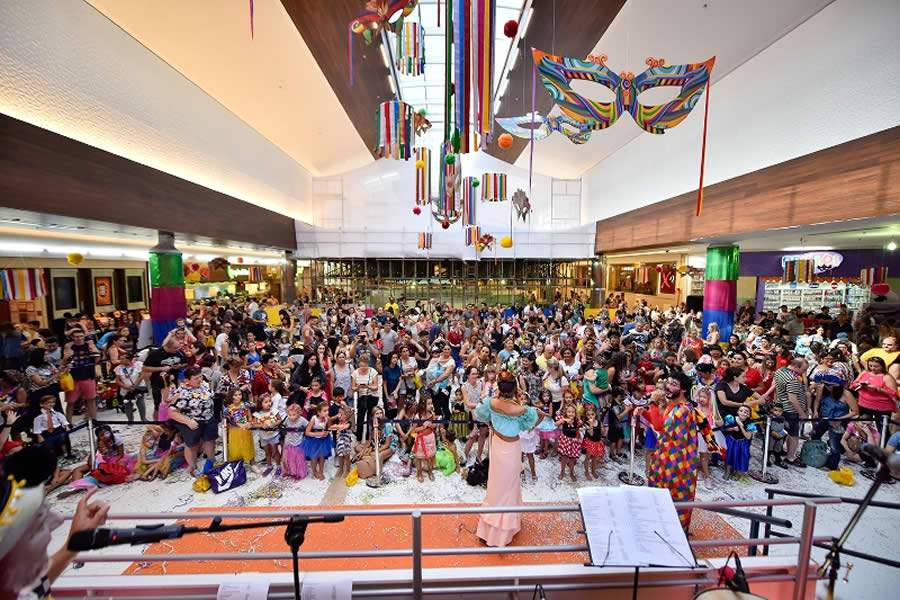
top-left (224, 403), bottom-right (255, 463)
top-left (647, 399), bottom-right (702, 531)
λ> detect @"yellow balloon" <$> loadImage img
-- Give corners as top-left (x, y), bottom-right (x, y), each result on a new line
top-left (66, 253), bottom-right (84, 266)
top-left (500, 236), bottom-right (513, 249)
top-left (415, 160), bottom-right (425, 170)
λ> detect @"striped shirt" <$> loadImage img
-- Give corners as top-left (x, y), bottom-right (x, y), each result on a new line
top-left (774, 367), bottom-right (806, 414)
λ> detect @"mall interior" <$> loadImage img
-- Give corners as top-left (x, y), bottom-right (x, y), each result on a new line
top-left (0, 1), bottom-right (899, 599)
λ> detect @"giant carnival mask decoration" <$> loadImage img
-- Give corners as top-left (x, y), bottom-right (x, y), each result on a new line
top-left (350, 0), bottom-right (418, 44)
top-left (499, 51), bottom-right (715, 145)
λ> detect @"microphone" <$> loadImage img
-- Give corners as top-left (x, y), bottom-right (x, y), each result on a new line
top-left (68, 524), bottom-right (186, 552)
top-left (860, 443), bottom-right (900, 479)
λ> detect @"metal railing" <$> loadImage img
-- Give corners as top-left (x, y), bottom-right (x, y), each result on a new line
top-left (57, 497), bottom-right (839, 600)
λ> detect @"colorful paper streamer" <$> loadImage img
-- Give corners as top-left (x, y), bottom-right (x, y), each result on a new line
top-left (395, 21), bottom-right (425, 76)
top-left (481, 172), bottom-right (507, 202)
top-left (375, 100), bottom-right (414, 160)
top-left (415, 147), bottom-right (432, 205)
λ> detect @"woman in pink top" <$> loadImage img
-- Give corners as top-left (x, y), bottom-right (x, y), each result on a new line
top-left (850, 356), bottom-right (898, 419)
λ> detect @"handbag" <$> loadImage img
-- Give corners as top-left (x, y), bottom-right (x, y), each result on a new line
top-left (208, 460), bottom-right (247, 493)
top-left (59, 371), bottom-right (75, 392)
top-left (800, 439), bottom-right (829, 468)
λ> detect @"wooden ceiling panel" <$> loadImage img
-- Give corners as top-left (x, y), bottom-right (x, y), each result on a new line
top-left (281, 0), bottom-right (394, 158)
top-left (488, 0), bottom-right (626, 163)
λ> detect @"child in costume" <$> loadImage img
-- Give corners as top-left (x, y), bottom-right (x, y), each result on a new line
top-left (223, 389), bottom-right (255, 464)
top-left (134, 424), bottom-right (184, 480)
top-left (535, 397), bottom-right (558, 459)
top-left (581, 404), bottom-right (606, 480)
top-left (518, 391), bottom-right (539, 481)
top-left (411, 400), bottom-right (437, 482)
top-left (57, 425), bottom-right (136, 498)
top-left (282, 400), bottom-right (309, 479)
top-left (254, 395), bottom-right (283, 475)
top-left (302, 402), bottom-right (334, 480)
top-left (723, 405), bottom-right (756, 479)
top-left (333, 406), bottom-right (355, 478)
top-left (555, 404), bottom-right (581, 482)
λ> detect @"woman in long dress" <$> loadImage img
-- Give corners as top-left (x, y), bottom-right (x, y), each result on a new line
top-left (474, 370), bottom-right (538, 546)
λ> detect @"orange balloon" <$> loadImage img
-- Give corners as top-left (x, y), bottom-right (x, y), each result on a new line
top-left (498, 133), bottom-right (513, 149)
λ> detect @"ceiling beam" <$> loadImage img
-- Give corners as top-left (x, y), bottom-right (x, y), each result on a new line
top-left (487, 0), bottom-right (626, 164)
top-left (281, 0), bottom-right (395, 158)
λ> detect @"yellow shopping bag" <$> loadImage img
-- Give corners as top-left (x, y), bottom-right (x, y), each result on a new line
top-left (59, 371), bottom-right (75, 392)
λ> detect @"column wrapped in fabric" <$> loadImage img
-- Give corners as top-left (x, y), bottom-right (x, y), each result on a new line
top-left (705, 245), bottom-right (740, 281)
top-left (702, 245), bottom-right (739, 339)
top-left (149, 243), bottom-right (186, 345)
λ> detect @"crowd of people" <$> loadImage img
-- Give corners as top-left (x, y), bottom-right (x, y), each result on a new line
top-left (2, 291), bottom-right (899, 521)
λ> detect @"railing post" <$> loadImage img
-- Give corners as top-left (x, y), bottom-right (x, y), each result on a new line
top-left (792, 501), bottom-right (817, 600)
top-left (880, 415), bottom-right (889, 449)
top-left (748, 519), bottom-right (760, 556)
top-left (412, 510), bottom-right (422, 600)
top-left (87, 417), bottom-right (96, 463)
top-left (761, 416), bottom-right (772, 478)
top-left (763, 489), bottom-right (775, 556)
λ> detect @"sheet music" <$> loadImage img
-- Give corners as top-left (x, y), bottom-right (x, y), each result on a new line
top-left (301, 573), bottom-right (352, 600)
top-left (216, 580), bottom-right (269, 600)
top-left (578, 486), bottom-right (696, 568)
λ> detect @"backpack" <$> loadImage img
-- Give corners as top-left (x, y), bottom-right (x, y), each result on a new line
top-left (208, 460), bottom-right (247, 493)
top-left (465, 458), bottom-right (489, 487)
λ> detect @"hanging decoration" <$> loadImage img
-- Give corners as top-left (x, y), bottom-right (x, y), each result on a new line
top-left (462, 176), bottom-right (477, 226)
top-left (375, 100), bottom-right (414, 160)
top-left (417, 232), bottom-right (433, 249)
top-left (496, 113), bottom-right (552, 141)
top-left (474, 0), bottom-right (497, 141)
top-left (481, 173), bottom-right (507, 202)
top-left (702, 245), bottom-right (739, 340)
top-left (860, 267), bottom-right (888, 287)
top-left (395, 21), bottom-right (425, 76)
top-left (475, 232), bottom-right (495, 253)
top-left (348, 0), bottom-right (419, 84)
top-left (511, 189), bottom-right (531, 221)
top-left (433, 143), bottom-right (461, 225)
top-left (499, 235), bottom-right (513, 249)
top-left (249, 0), bottom-right (255, 39)
top-left (414, 147), bottom-right (432, 205)
top-left (465, 225), bottom-right (480, 247)
top-left (413, 110), bottom-right (432, 136)
top-left (453, 0), bottom-right (472, 153)
top-left (0, 268), bottom-right (48, 301)
top-left (503, 19), bottom-right (518, 38)
top-left (531, 50), bottom-right (715, 138)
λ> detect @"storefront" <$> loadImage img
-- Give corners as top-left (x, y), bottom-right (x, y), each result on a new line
top-left (740, 250), bottom-right (900, 314)
top-left (183, 259), bottom-right (284, 302)
top-left (602, 250), bottom-right (706, 310)
top-left (0, 257), bottom-right (149, 328)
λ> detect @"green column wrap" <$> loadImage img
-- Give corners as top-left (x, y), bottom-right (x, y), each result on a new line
top-left (149, 252), bottom-right (184, 288)
top-left (705, 245), bottom-right (740, 281)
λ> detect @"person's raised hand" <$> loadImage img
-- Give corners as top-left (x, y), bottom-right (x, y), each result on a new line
top-left (68, 489), bottom-right (110, 545)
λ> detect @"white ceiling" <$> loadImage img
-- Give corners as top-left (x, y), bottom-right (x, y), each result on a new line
top-left (85, 0), bottom-right (371, 178)
top-left (514, 0), bottom-right (834, 178)
top-left (702, 216), bottom-right (900, 252)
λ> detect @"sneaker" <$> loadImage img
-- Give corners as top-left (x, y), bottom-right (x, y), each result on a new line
top-left (274, 466), bottom-right (283, 477)
top-left (262, 465), bottom-right (274, 477)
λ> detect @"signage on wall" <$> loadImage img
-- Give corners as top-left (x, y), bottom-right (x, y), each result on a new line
top-left (780, 251), bottom-right (843, 274)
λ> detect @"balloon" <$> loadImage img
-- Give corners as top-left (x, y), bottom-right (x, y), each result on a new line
top-left (444, 154), bottom-right (456, 165)
top-left (413, 206), bottom-right (422, 215)
top-left (415, 159), bottom-right (425, 169)
top-left (655, 265), bottom-right (663, 273)
top-left (676, 265), bottom-right (690, 275)
top-left (503, 19), bottom-right (518, 38)
top-left (500, 236), bottom-right (513, 248)
top-left (498, 133), bottom-right (513, 149)
top-left (872, 282), bottom-right (891, 296)
top-left (441, 220), bottom-right (450, 230)
top-left (472, 180), bottom-right (480, 188)
top-left (66, 253), bottom-right (84, 266)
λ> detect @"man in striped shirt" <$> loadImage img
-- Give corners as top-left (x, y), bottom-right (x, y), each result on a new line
top-left (774, 358), bottom-right (809, 467)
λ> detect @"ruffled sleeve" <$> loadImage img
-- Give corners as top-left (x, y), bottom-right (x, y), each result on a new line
top-left (518, 405), bottom-right (539, 430)
top-left (473, 397), bottom-right (492, 424)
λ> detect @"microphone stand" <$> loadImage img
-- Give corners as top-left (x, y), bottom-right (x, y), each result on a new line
top-left (285, 516), bottom-right (309, 600)
top-left (818, 453), bottom-right (893, 600)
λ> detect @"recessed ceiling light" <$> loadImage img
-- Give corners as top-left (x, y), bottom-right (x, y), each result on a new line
top-left (888, 241), bottom-right (897, 251)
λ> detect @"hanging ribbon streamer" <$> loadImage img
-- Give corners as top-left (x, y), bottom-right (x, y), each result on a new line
top-left (465, 225), bottom-right (480, 247)
top-left (453, 0), bottom-right (471, 152)
top-left (396, 22), bottom-right (425, 76)
top-left (529, 58), bottom-right (536, 197)
top-left (444, 0), bottom-right (452, 143)
top-left (474, 0), bottom-right (496, 139)
top-left (462, 176), bottom-right (477, 226)
top-left (437, 0), bottom-right (441, 26)
top-left (249, 0), bottom-right (255, 39)
top-left (418, 233), bottom-right (433, 249)
top-left (415, 147), bottom-right (432, 205)
top-left (481, 173), bottom-right (507, 202)
top-left (375, 100), bottom-right (414, 160)
top-left (696, 80), bottom-right (711, 216)
top-left (348, 25), bottom-right (354, 86)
